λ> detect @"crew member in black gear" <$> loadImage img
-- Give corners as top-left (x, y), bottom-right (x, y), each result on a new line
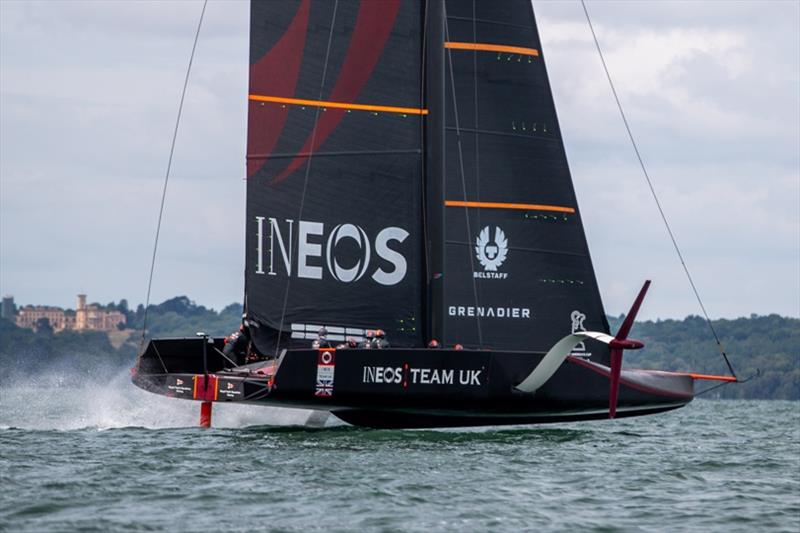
top-left (372, 329), bottom-right (389, 349)
top-left (336, 337), bottom-right (359, 349)
top-left (223, 323), bottom-right (251, 366)
top-left (361, 330), bottom-right (374, 349)
top-left (312, 327), bottom-right (331, 349)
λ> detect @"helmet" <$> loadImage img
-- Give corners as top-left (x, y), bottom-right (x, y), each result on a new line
top-left (454, 343), bottom-right (464, 350)
top-left (318, 327), bottom-right (328, 338)
top-left (375, 329), bottom-right (385, 338)
top-left (365, 329), bottom-right (376, 339)
top-left (427, 339), bottom-right (439, 348)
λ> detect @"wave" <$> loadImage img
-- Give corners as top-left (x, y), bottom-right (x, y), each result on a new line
top-left (0, 369), bottom-right (339, 431)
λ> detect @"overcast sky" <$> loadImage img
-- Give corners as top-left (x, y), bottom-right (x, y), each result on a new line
top-left (1, 0), bottom-right (798, 320)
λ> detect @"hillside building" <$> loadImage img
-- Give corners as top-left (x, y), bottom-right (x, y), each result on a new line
top-left (14, 294), bottom-right (126, 332)
top-left (1, 295), bottom-right (14, 319)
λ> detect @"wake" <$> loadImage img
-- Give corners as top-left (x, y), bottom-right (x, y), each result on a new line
top-left (0, 369), bottom-right (337, 431)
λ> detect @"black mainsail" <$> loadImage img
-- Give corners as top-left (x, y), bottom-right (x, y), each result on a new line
top-left (245, 0), bottom-right (608, 358)
top-left (245, 0), bottom-right (426, 349)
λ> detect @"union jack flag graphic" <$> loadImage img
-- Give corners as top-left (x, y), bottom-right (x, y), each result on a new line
top-left (315, 383), bottom-right (333, 396)
top-left (315, 351), bottom-right (335, 397)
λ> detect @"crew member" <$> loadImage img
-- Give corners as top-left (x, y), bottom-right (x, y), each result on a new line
top-left (361, 330), bottom-right (375, 349)
top-left (372, 329), bottom-right (389, 349)
top-left (312, 327), bottom-right (331, 349)
top-left (336, 337), bottom-right (359, 349)
top-left (223, 323), bottom-right (251, 366)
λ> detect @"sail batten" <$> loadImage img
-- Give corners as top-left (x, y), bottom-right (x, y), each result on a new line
top-left (248, 94), bottom-right (428, 115)
top-left (444, 200), bottom-right (575, 213)
top-left (248, 149), bottom-right (423, 161)
top-left (444, 42), bottom-right (540, 57)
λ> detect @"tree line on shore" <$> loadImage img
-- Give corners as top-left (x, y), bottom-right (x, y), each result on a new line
top-left (1, 296), bottom-right (796, 399)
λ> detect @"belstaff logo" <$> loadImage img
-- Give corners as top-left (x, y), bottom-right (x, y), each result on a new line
top-left (254, 216), bottom-right (409, 286)
top-left (570, 310), bottom-right (592, 358)
top-left (474, 226), bottom-right (508, 279)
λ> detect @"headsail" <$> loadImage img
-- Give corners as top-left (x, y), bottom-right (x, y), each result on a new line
top-left (439, 0), bottom-right (611, 358)
top-left (245, 1), bottom-right (426, 349)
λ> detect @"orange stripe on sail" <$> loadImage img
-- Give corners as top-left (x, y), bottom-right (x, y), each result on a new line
top-left (445, 200), bottom-right (575, 214)
top-left (248, 94), bottom-right (428, 115)
top-left (444, 42), bottom-right (540, 57)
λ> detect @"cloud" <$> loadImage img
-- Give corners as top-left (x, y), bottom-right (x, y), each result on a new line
top-left (535, 0), bottom-right (799, 318)
top-left (1, 0), bottom-right (797, 320)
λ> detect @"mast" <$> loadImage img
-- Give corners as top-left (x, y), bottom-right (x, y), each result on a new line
top-left (425, 0), bottom-right (446, 345)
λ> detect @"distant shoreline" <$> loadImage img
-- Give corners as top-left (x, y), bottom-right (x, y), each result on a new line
top-left (1, 296), bottom-right (797, 400)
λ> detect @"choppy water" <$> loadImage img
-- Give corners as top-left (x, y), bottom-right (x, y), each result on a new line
top-left (1, 372), bottom-right (798, 532)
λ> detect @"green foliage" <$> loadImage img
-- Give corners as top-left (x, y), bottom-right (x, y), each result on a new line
top-left (608, 314), bottom-right (799, 400)
top-left (126, 296), bottom-right (242, 339)
top-left (0, 317), bottom-right (136, 383)
top-left (1, 298), bottom-right (796, 400)
top-left (0, 297), bottom-right (241, 385)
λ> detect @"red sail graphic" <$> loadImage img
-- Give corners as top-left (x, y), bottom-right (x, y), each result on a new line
top-left (247, 0), bottom-right (310, 178)
top-left (270, 0), bottom-right (402, 184)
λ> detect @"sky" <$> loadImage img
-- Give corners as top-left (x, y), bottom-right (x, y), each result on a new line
top-left (0, 0), bottom-right (798, 320)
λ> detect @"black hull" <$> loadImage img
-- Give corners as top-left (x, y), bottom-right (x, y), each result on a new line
top-left (132, 338), bottom-right (693, 429)
top-left (332, 403), bottom-right (687, 429)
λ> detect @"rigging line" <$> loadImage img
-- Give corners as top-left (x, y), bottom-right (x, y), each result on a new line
top-left (212, 346), bottom-right (239, 369)
top-left (445, 10), bottom-right (484, 348)
top-left (421, 0), bottom-right (430, 307)
top-left (579, 0), bottom-right (737, 378)
top-left (139, 0), bottom-right (208, 350)
top-left (471, 0), bottom-right (482, 252)
top-left (151, 342), bottom-right (169, 374)
top-left (274, 0), bottom-right (340, 357)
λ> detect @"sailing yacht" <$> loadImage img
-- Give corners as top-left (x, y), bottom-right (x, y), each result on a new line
top-left (133, 0), bottom-right (735, 428)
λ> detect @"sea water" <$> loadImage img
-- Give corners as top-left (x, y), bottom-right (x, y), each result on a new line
top-left (1, 372), bottom-right (798, 532)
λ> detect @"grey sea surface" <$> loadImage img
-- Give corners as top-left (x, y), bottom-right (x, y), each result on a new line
top-left (0, 372), bottom-right (798, 532)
